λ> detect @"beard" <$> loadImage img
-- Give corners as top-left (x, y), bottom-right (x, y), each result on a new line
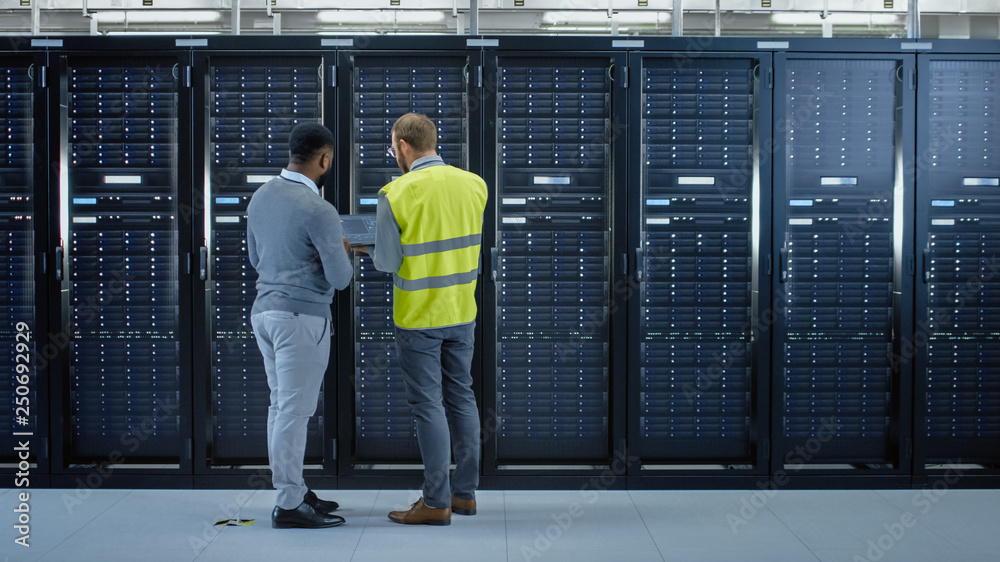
top-left (317, 165), bottom-right (333, 189)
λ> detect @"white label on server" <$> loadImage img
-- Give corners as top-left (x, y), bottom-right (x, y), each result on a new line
top-left (677, 176), bottom-right (715, 186)
top-left (963, 177), bottom-right (999, 187)
top-left (104, 175), bottom-right (142, 184)
top-left (533, 176), bottom-right (570, 185)
top-left (820, 177), bottom-right (858, 186)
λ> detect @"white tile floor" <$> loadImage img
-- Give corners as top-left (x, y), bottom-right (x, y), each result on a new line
top-left (2, 487), bottom-right (998, 562)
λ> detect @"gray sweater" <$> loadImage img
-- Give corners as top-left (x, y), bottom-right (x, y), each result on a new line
top-left (246, 173), bottom-right (353, 320)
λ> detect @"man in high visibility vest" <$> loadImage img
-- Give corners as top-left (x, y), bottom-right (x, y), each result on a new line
top-left (368, 112), bottom-right (488, 526)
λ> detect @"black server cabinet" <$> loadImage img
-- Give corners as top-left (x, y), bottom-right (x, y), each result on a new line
top-left (1, 54), bottom-right (49, 474)
top-left (336, 52), bottom-right (475, 471)
top-left (627, 53), bottom-right (771, 472)
top-left (192, 55), bottom-right (327, 470)
top-left (772, 54), bottom-right (914, 472)
top-left (483, 53), bottom-right (627, 471)
top-left (52, 54), bottom-right (193, 473)
top-left (914, 55), bottom-right (1000, 473)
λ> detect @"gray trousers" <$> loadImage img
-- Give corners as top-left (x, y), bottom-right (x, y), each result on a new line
top-left (251, 310), bottom-right (329, 510)
top-left (395, 322), bottom-right (481, 509)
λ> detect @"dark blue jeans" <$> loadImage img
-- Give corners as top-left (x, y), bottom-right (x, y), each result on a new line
top-left (395, 322), bottom-right (481, 509)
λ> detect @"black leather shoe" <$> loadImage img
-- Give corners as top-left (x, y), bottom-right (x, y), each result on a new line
top-left (304, 490), bottom-right (340, 514)
top-left (272, 502), bottom-right (345, 529)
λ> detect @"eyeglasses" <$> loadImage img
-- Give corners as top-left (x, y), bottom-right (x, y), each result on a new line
top-left (387, 145), bottom-right (396, 158)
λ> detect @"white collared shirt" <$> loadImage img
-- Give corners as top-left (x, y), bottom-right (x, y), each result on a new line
top-left (279, 168), bottom-right (320, 196)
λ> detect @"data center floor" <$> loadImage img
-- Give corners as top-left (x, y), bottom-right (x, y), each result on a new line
top-left (3, 487), bottom-right (999, 562)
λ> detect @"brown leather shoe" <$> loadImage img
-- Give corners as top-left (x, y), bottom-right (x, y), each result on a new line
top-left (388, 498), bottom-right (451, 526)
top-left (451, 495), bottom-right (477, 516)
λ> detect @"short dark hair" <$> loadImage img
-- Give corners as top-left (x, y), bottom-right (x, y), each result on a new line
top-left (391, 113), bottom-right (437, 153)
top-left (288, 122), bottom-right (334, 164)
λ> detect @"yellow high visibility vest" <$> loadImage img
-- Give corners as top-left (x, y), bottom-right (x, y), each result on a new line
top-left (380, 164), bottom-right (488, 329)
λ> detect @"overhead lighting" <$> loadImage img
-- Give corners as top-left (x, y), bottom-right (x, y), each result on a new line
top-left (543, 11), bottom-right (669, 25)
top-left (94, 11), bottom-right (223, 24)
top-left (771, 12), bottom-right (903, 26)
top-left (107, 31), bottom-right (222, 36)
top-left (317, 10), bottom-right (446, 24)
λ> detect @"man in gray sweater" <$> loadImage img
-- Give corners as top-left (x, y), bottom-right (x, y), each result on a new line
top-left (247, 123), bottom-right (353, 529)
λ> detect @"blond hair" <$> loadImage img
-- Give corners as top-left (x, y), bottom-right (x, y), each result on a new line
top-left (391, 112), bottom-right (437, 153)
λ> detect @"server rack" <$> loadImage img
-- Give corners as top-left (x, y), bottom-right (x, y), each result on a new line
top-left (1, 53), bottom-right (49, 476)
top-left (51, 53), bottom-right (194, 476)
top-left (626, 52), bottom-right (771, 477)
top-left (7, 36), bottom-right (1000, 490)
top-left (482, 52), bottom-right (628, 475)
top-left (771, 53), bottom-right (914, 477)
top-left (914, 54), bottom-right (1000, 477)
top-left (191, 54), bottom-right (329, 474)
top-left (335, 50), bottom-right (478, 477)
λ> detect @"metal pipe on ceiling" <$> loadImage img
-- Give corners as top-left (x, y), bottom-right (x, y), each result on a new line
top-left (232, 0), bottom-right (241, 36)
top-left (470, 0), bottom-right (478, 35)
top-left (715, 0), bottom-right (721, 37)
top-left (908, 0), bottom-right (921, 38)
top-left (673, 0), bottom-right (683, 36)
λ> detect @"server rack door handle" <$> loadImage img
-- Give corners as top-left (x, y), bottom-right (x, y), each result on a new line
top-left (40, 252), bottom-right (47, 275)
top-left (199, 246), bottom-right (208, 281)
top-left (635, 248), bottom-right (644, 281)
top-left (922, 248), bottom-right (930, 283)
top-left (779, 248), bottom-right (788, 283)
top-left (490, 248), bottom-right (498, 282)
top-left (55, 246), bottom-right (64, 281)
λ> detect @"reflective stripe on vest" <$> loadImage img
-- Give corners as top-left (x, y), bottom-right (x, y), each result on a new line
top-left (381, 165), bottom-right (488, 329)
